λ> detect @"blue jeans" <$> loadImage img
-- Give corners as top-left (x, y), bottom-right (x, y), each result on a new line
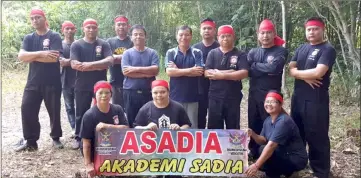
top-left (62, 88), bottom-right (75, 129)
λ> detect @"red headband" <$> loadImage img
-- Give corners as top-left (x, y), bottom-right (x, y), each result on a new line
top-left (30, 9), bottom-right (49, 28)
top-left (61, 21), bottom-right (75, 31)
top-left (201, 21), bottom-right (216, 28)
top-left (258, 19), bottom-right (285, 46)
top-left (218, 25), bottom-right (234, 36)
top-left (151, 80), bottom-right (169, 90)
top-left (265, 92), bottom-right (283, 103)
top-left (93, 81), bottom-right (112, 105)
top-left (114, 16), bottom-right (128, 23)
top-left (83, 19), bottom-right (98, 27)
top-left (305, 20), bottom-right (325, 29)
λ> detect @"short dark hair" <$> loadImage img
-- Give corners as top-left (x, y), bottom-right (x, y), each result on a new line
top-left (201, 18), bottom-right (215, 24)
top-left (176, 25), bottom-right (192, 35)
top-left (267, 90), bottom-right (283, 103)
top-left (305, 17), bottom-right (325, 26)
top-left (130, 24), bottom-right (146, 36)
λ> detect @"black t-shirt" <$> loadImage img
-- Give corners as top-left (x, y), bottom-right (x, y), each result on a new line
top-left (79, 104), bottom-right (128, 161)
top-left (133, 100), bottom-right (192, 128)
top-left (205, 47), bottom-right (249, 100)
top-left (248, 46), bottom-right (288, 92)
top-left (106, 36), bottom-right (133, 87)
top-left (193, 41), bottom-right (220, 95)
top-left (21, 30), bottom-right (62, 89)
top-left (61, 41), bottom-right (76, 89)
top-left (260, 113), bottom-right (308, 168)
top-left (291, 42), bottom-right (336, 100)
top-left (70, 38), bottom-right (112, 91)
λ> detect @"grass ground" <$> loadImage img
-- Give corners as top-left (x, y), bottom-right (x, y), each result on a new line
top-left (1, 69), bottom-right (360, 178)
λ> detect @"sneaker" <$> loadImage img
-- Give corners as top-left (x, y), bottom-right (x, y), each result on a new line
top-left (71, 139), bottom-right (80, 150)
top-left (14, 139), bottom-right (38, 152)
top-left (53, 139), bottom-right (64, 149)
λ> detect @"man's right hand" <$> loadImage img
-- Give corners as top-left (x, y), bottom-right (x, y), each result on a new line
top-left (304, 79), bottom-right (323, 89)
top-left (85, 163), bottom-right (95, 178)
top-left (146, 122), bottom-right (158, 131)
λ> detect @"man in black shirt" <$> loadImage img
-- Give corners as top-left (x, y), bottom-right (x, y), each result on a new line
top-left (70, 18), bottom-right (114, 149)
top-left (80, 81), bottom-right (129, 178)
top-left (15, 8), bottom-right (63, 152)
top-left (134, 80), bottom-right (191, 130)
top-left (247, 19), bottom-right (288, 159)
top-left (107, 15), bottom-right (133, 108)
top-left (205, 25), bottom-right (249, 129)
top-left (193, 18), bottom-right (220, 129)
top-left (289, 17), bottom-right (336, 178)
top-left (59, 21), bottom-right (77, 135)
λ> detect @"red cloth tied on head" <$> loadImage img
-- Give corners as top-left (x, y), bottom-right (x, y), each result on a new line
top-left (258, 19), bottom-right (285, 46)
top-left (217, 25), bottom-right (234, 36)
top-left (114, 16), bottom-right (128, 23)
top-left (61, 21), bottom-right (75, 31)
top-left (201, 21), bottom-right (216, 28)
top-left (83, 19), bottom-right (98, 27)
top-left (151, 80), bottom-right (169, 90)
top-left (93, 81), bottom-right (112, 105)
top-left (305, 20), bottom-right (325, 29)
top-left (30, 9), bottom-right (49, 28)
top-left (265, 92), bottom-right (283, 103)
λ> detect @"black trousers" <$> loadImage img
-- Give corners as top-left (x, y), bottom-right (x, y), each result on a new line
top-left (207, 96), bottom-right (241, 129)
top-left (197, 93), bottom-right (208, 129)
top-left (63, 87), bottom-right (76, 129)
top-left (291, 93), bottom-right (330, 178)
top-left (123, 89), bottom-right (152, 128)
top-left (112, 85), bottom-right (124, 108)
top-left (74, 90), bottom-right (93, 141)
top-left (21, 85), bottom-right (62, 143)
top-left (258, 145), bottom-right (307, 177)
top-left (248, 90), bottom-right (269, 157)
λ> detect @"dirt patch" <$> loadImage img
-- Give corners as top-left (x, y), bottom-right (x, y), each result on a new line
top-left (1, 70), bottom-right (360, 178)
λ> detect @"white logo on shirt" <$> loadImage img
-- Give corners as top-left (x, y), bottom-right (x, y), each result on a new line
top-left (43, 39), bottom-right (50, 50)
top-left (267, 56), bottom-right (274, 63)
top-left (308, 49), bottom-right (320, 61)
top-left (113, 115), bottom-right (119, 125)
top-left (158, 114), bottom-right (170, 129)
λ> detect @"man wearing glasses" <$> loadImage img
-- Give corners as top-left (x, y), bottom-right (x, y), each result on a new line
top-left (205, 25), bottom-right (249, 129)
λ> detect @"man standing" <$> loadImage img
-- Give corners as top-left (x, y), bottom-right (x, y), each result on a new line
top-left (289, 17), bottom-right (336, 178)
top-left (205, 25), bottom-right (249, 129)
top-left (121, 24), bottom-right (159, 128)
top-left (165, 25), bottom-right (204, 129)
top-left (193, 18), bottom-right (220, 129)
top-left (247, 19), bottom-right (288, 159)
top-left (15, 8), bottom-right (63, 151)
top-left (107, 15), bottom-right (133, 108)
top-left (70, 18), bottom-right (114, 149)
top-left (59, 21), bottom-right (77, 135)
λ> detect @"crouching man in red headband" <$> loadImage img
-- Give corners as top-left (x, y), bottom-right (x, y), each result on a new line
top-left (245, 90), bottom-right (307, 178)
top-left (134, 80), bottom-right (191, 131)
top-left (79, 81), bottom-right (129, 178)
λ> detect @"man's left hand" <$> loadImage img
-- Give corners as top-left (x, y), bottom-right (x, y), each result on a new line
top-left (245, 163), bottom-right (259, 177)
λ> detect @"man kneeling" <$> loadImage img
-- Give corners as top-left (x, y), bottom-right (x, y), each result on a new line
top-left (80, 81), bottom-right (129, 178)
top-left (245, 91), bottom-right (308, 178)
top-left (134, 80), bottom-right (191, 130)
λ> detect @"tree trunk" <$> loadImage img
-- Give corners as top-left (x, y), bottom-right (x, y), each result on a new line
top-left (280, 1), bottom-right (289, 98)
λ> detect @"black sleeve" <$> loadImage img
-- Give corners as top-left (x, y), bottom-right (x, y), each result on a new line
top-left (318, 46), bottom-right (336, 68)
top-left (290, 46), bottom-right (300, 62)
top-left (164, 49), bottom-right (174, 69)
top-left (79, 110), bottom-right (96, 139)
top-left (177, 106), bottom-right (192, 127)
top-left (269, 118), bottom-right (291, 145)
top-left (205, 49), bottom-right (215, 70)
top-left (50, 32), bottom-right (63, 54)
top-left (250, 48), bottom-right (287, 75)
top-left (133, 104), bottom-right (150, 127)
top-left (115, 105), bottom-right (129, 126)
top-left (102, 41), bottom-right (113, 58)
top-left (70, 41), bottom-right (81, 61)
top-left (21, 34), bottom-right (32, 51)
top-left (237, 52), bottom-right (249, 70)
